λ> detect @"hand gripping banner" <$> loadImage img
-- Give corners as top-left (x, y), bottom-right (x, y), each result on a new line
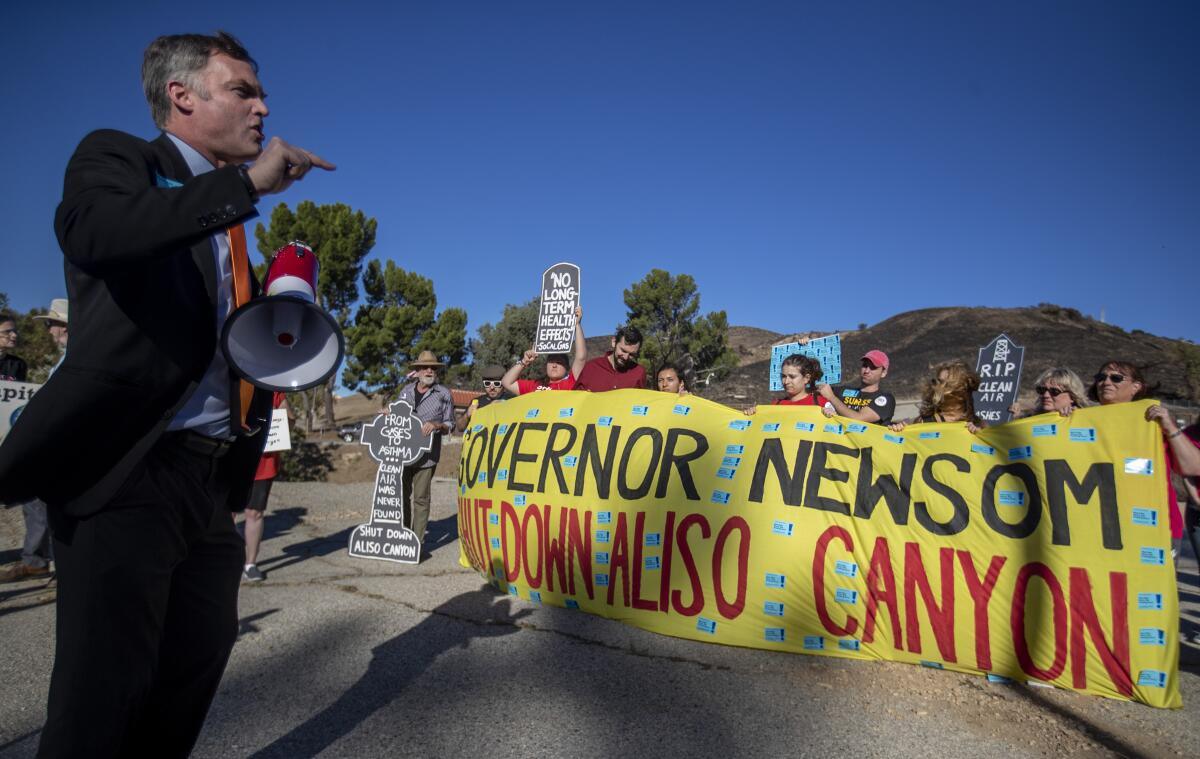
top-left (456, 391), bottom-right (1180, 708)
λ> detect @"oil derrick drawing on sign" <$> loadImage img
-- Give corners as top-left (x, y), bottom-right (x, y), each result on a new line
top-left (534, 262), bottom-right (581, 354)
top-left (973, 333), bottom-right (1024, 424)
top-left (347, 398), bottom-right (433, 564)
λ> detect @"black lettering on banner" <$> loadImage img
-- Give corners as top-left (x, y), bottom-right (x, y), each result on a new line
top-left (486, 423), bottom-right (515, 487)
top-left (538, 423), bottom-right (579, 493)
top-left (748, 439), bottom-right (812, 506)
top-left (575, 424), bottom-right (619, 498)
top-left (617, 427), bottom-right (663, 500)
top-left (507, 422), bottom-right (547, 493)
top-left (1043, 460), bottom-right (1121, 550)
top-left (981, 463), bottom-right (1042, 539)
top-left (915, 453), bottom-right (970, 535)
top-left (804, 442), bottom-right (859, 516)
top-left (655, 428), bottom-right (708, 500)
top-left (853, 448), bottom-right (916, 525)
top-left (463, 427), bottom-right (487, 488)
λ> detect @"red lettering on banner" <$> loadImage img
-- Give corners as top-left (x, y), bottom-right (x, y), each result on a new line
top-left (813, 526), bottom-right (858, 636)
top-left (1068, 568), bottom-right (1132, 696)
top-left (672, 514), bottom-right (709, 616)
top-left (713, 517), bottom-right (750, 619)
top-left (475, 499), bottom-right (493, 577)
top-left (1011, 562), bottom-right (1068, 681)
top-left (500, 501), bottom-right (521, 582)
top-left (543, 504), bottom-right (568, 593)
top-left (659, 511), bottom-right (677, 613)
top-left (863, 537), bottom-right (900, 646)
top-left (903, 543), bottom-right (957, 662)
top-left (567, 508), bottom-right (593, 599)
top-left (521, 505), bottom-right (544, 589)
top-left (957, 550), bottom-right (1006, 670)
top-left (631, 512), bottom-right (658, 611)
top-left (609, 512), bottom-right (632, 607)
top-left (455, 498), bottom-right (475, 570)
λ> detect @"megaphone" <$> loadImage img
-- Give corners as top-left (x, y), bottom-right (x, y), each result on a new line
top-left (221, 241), bottom-right (345, 392)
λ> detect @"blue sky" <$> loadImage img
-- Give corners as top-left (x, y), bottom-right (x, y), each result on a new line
top-left (4, 1), bottom-right (1198, 348)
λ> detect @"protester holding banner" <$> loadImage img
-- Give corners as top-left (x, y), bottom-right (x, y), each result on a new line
top-left (1087, 361), bottom-right (1200, 553)
top-left (656, 362), bottom-right (688, 395)
top-left (890, 360), bottom-right (982, 431)
top-left (502, 306), bottom-right (587, 395)
top-left (240, 392), bottom-right (288, 582)
top-left (575, 323), bottom-right (647, 391)
top-left (816, 349), bottom-right (895, 424)
top-left (1011, 367), bottom-right (1089, 419)
top-left (746, 353), bottom-right (822, 414)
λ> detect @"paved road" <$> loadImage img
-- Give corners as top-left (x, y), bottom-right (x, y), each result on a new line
top-left (2, 479), bottom-right (1198, 758)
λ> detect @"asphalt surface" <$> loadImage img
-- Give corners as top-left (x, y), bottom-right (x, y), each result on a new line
top-left (2, 478), bottom-right (1199, 758)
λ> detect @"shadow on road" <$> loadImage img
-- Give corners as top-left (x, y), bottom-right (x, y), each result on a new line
top-left (246, 587), bottom-right (530, 758)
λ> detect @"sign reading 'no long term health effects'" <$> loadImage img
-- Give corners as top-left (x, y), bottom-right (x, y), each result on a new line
top-left (456, 392), bottom-right (1180, 709)
top-left (534, 262), bottom-right (581, 354)
top-left (347, 398), bottom-right (433, 564)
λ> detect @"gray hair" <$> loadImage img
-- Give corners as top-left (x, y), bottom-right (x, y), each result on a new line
top-left (142, 31), bottom-right (256, 129)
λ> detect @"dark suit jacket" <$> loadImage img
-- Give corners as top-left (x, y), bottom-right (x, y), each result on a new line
top-left (0, 130), bottom-right (271, 518)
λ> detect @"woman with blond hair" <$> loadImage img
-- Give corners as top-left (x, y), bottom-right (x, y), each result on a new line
top-left (1011, 367), bottom-right (1089, 418)
top-left (889, 360), bottom-right (981, 432)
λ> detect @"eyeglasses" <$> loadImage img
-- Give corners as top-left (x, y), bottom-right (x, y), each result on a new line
top-left (0, 328), bottom-right (16, 336)
top-left (1094, 373), bottom-right (1126, 384)
top-left (1035, 386), bottom-right (1068, 398)
top-left (482, 380), bottom-right (502, 388)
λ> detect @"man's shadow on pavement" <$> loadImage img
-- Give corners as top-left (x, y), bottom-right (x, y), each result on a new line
top-left (247, 586), bottom-right (528, 758)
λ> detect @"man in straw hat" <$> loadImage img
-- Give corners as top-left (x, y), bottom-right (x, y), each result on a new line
top-left (397, 350), bottom-right (455, 555)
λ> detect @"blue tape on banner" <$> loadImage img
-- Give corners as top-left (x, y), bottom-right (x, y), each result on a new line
top-left (772, 521), bottom-right (794, 537)
top-left (558, 408), bottom-right (574, 418)
top-left (1137, 593), bottom-right (1163, 610)
top-left (835, 588), bottom-right (858, 605)
top-left (1032, 424), bottom-right (1057, 437)
top-left (1138, 670), bottom-right (1166, 688)
top-left (921, 661), bottom-right (944, 669)
top-left (1125, 458), bottom-right (1153, 475)
top-left (726, 444), bottom-right (745, 455)
top-left (490, 537), bottom-right (501, 549)
top-left (765, 628), bottom-right (786, 642)
top-left (529, 591), bottom-right (541, 603)
top-left (986, 673), bottom-right (1013, 684)
top-left (884, 433), bottom-right (905, 444)
top-left (565, 599), bottom-right (579, 610)
top-left (764, 601), bottom-right (784, 617)
top-left (1140, 547), bottom-right (1165, 565)
top-left (839, 639), bottom-right (861, 651)
top-left (998, 490), bottom-right (1026, 506)
top-left (478, 472), bottom-right (486, 483)
top-left (847, 423), bottom-right (868, 433)
top-left (496, 469), bottom-right (508, 481)
top-left (645, 533), bottom-right (662, 547)
top-left (595, 530), bottom-right (610, 543)
top-left (765, 572), bottom-right (786, 589)
top-left (919, 431), bottom-right (941, 440)
top-left (596, 573), bottom-right (609, 587)
top-left (597, 416), bottom-right (613, 427)
top-left (563, 455), bottom-right (578, 467)
top-left (762, 422), bottom-right (781, 432)
top-left (597, 511), bottom-right (612, 524)
top-left (508, 585), bottom-right (518, 596)
top-left (631, 405), bottom-right (649, 416)
top-left (1008, 446), bottom-right (1033, 461)
top-left (1131, 508), bottom-right (1158, 527)
top-left (824, 423), bottom-right (843, 434)
top-left (721, 456), bottom-right (742, 467)
top-left (673, 405), bottom-right (691, 416)
top-left (498, 424), bottom-right (509, 434)
top-left (834, 560), bottom-right (858, 578)
top-left (804, 636), bottom-right (825, 650)
top-left (514, 494), bottom-right (526, 506)
top-left (644, 556), bottom-right (661, 570)
top-left (595, 552), bottom-right (610, 565)
top-left (1069, 428), bottom-right (1097, 443)
top-left (489, 513), bottom-right (499, 525)
top-left (697, 618), bottom-right (717, 634)
top-left (1139, 628), bottom-right (1166, 646)
top-left (711, 490), bottom-right (731, 505)
top-left (729, 419), bottom-right (751, 431)
top-left (472, 424), bottom-right (483, 433)
top-left (795, 422), bottom-right (816, 432)
top-left (971, 443), bottom-right (995, 455)
top-left (525, 409), bottom-right (540, 418)
top-left (716, 467), bottom-right (736, 479)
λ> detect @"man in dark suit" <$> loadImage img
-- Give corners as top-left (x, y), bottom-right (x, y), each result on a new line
top-left (0, 32), bottom-right (332, 757)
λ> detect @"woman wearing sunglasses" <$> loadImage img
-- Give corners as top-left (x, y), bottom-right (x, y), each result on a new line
top-left (1087, 360), bottom-right (1200, 555)
top-left (1012, 367), bottom-right (1089, 418)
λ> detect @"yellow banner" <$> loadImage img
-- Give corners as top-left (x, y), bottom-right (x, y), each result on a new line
top-left (456, 391), bottom-right (1179, 708)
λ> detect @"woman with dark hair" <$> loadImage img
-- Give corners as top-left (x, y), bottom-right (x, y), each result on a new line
top-left (889, 360), bottom-right (982, 432)
top-left (1087, 360), bottom-right (1200, 555)
top-left (745, 353), bottom-right (822, 414)
top-left (656, 362), bottom-right (689, 395)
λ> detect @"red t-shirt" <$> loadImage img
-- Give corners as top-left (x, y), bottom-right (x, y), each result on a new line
top-left (516, 374), bottom-right (577, 394)
top-left (1164, 424), bottom-right (1200, 538)
top-left (773, 394), bottom-right (821, 406)
top-left (575, 354), bottom-right (647, 392)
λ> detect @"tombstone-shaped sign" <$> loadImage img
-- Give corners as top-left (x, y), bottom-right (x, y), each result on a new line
top-left (534, 262), bottom-right (581, 354)
top-left (769, 334), bottom-right (843, 391)
top-left (347, 398), bottom-right (433, 564)
top-left (973, 333), bottom-right (1024, 424)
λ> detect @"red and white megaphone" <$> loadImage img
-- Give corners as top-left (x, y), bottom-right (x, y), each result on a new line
top-left (221, 241), bottom-right (345, 392)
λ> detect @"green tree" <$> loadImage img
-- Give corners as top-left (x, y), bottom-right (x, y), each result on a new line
top-left (342, 260), bottom-right (467, 399)
top-left (0, 293), bottom-right (62, 383)
top-left (623, 269), bottom-right (738, 390)
top-left (468, 298), bottom-right (540, 381)
top-left (254, 201), bottom-right (376, 429)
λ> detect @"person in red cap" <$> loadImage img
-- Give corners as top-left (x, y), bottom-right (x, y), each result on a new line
top-left (817, 349), bottom-right (896, 425)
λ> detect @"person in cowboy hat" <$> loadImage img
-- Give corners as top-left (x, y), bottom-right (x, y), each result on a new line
top-left (397, 350), bottom-right (455, 555)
